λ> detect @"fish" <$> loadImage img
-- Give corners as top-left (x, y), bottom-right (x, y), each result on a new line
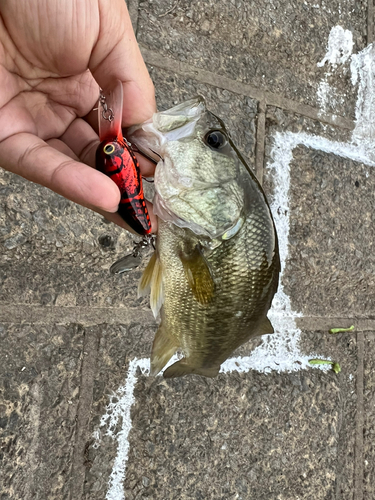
top-left (96, 80), bottom-right (151, 235)
top-left (127, 96), bottom-right (280, 378)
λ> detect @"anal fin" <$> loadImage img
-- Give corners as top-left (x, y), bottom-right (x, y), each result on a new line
top-left (257, 316), bottom-right (275, 336)
top-left (163, 359), bottom-right (220, 379)
top-left (150, 323), bottom-right (177, 376)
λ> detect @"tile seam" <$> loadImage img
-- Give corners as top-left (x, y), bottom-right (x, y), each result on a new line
top-left (255, 99), bottom-right (267, 185)
top-left (368, 0), bottom-right (374, 44)
top-left (127, 0), bottom-right (140, 36)
top-left (297, 317), bottom-right (375, 332)
top-left (69, 326), bottom-right (100, 500)
top-left (1, 305), bottom-right (375, 330)
top-left (354, 331), bottom-right (365, 500)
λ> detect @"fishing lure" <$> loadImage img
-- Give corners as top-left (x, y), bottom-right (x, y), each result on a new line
top-left (96, 80), bottom-right (152, 235)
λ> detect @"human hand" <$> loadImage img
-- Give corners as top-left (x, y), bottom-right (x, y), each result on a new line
top-left (0, 0), bottom-right (157, 232)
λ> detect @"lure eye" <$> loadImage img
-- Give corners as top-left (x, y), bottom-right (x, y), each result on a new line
top-left (204, 130), bottom-right (227, 150)
top-left (103, 143), bottom-right (116, 155)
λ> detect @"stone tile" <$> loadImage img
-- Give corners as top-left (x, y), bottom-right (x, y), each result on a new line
top-left (81, 321), bottom-right (157, 499)
top-left (299, 326), bottom-right (358, 500)
top-left (364, 333), bottom-right (375, 500)
top-left (83, 326), bottom-right (270, 498)
top-left (138, 0), bottom-right (367, 119)
top-left (286, 147), bottom-right (374, 317)
top-left (0, 168), bottom-right (150, 309)
top-left (94, 368), bottom-right (353, 499)
top-left (263, 109), bottom-right (375, 317)
top-left (0, 323), bottom-right (83, 500)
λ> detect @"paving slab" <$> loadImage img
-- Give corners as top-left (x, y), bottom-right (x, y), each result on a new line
top-left (0, 168), bottom-right (146, 310)
top-left (300, 327), bottom-right (358, 500)
top-left (137, 0), bottom-right (367, 119)
top-left (0, 323), bottom-right (83, 500)
top-left (263, 108), bottom-right (375, 318)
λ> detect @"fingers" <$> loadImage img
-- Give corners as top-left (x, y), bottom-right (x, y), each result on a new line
top-left (0, 132), bottom-right (120, 213)
top-left (0, 129), bottom-right (157, 234)
top-left (90, 0), bottom-right (156, 126)
top-left (46, 138), bottom-right (79, 161)
top-left (60, 118), bottom-right (99, 168)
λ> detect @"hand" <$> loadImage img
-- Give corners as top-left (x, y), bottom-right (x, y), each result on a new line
top-left (0, 0), bottom-right (157, 232)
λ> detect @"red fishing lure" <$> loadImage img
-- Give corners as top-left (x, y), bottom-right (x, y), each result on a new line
top-left (96, 80), bottom-right (152, 235)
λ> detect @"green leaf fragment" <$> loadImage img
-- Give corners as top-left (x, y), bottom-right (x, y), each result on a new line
top-left (308, 359), bottom-right (341, 374)
top-left (332, 363), bottom-right (341, 374)
top-left (308, 359), bottom-right (332, 366)
top-left (329, 325), bottom-right (355, 334)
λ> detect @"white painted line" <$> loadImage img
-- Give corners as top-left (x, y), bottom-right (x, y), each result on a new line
top-left (93, 29), bottom-right (375, 500)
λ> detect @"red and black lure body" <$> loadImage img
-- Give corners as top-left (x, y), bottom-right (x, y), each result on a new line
top-left (96, 81), bottom-right (152, 235)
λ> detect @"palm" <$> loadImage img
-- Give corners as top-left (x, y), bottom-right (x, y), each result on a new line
top-left (2, 70), bottom-right (97, 141)
top-left (0, 0), bottom-right (156, 230)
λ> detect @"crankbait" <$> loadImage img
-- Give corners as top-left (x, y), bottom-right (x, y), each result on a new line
top-left (96, 80), bottom-right (152, 235)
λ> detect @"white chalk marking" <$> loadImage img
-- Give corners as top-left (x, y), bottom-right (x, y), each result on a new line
top-left (317, 26), bottom-right (353, 113)
top-left (95, 358), bottom-right (149, 500)
top-left (94, 29), bottom-right (375, 500)
top-left (317, 26), bottom-right (353, 68)
top-left (351, 44), bottom-right (375, 151)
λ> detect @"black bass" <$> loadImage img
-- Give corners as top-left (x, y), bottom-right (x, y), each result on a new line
top-left (128, 97), bottom-right (280, 378)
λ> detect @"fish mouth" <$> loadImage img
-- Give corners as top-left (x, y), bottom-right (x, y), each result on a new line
top-left (124, 96), bottom-right (207, 162)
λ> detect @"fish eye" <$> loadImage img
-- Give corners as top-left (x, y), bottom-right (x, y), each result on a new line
top-left (204, 130), bottom-right (227, 150)
top-left (103, 143), bottom-right (116, 155)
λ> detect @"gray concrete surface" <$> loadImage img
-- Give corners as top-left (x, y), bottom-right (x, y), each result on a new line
top-left (1, 0), bottom-right (375, 499)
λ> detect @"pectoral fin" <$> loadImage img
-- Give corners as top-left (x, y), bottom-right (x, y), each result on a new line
top-left (163, 359), bottom-right (220, 379)
top-left (179, 246), bottom-right (215, 305)
top-left (138, 252), bottom-right (164, 319)
top-left (150, 323), bottom-right (178, 376)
